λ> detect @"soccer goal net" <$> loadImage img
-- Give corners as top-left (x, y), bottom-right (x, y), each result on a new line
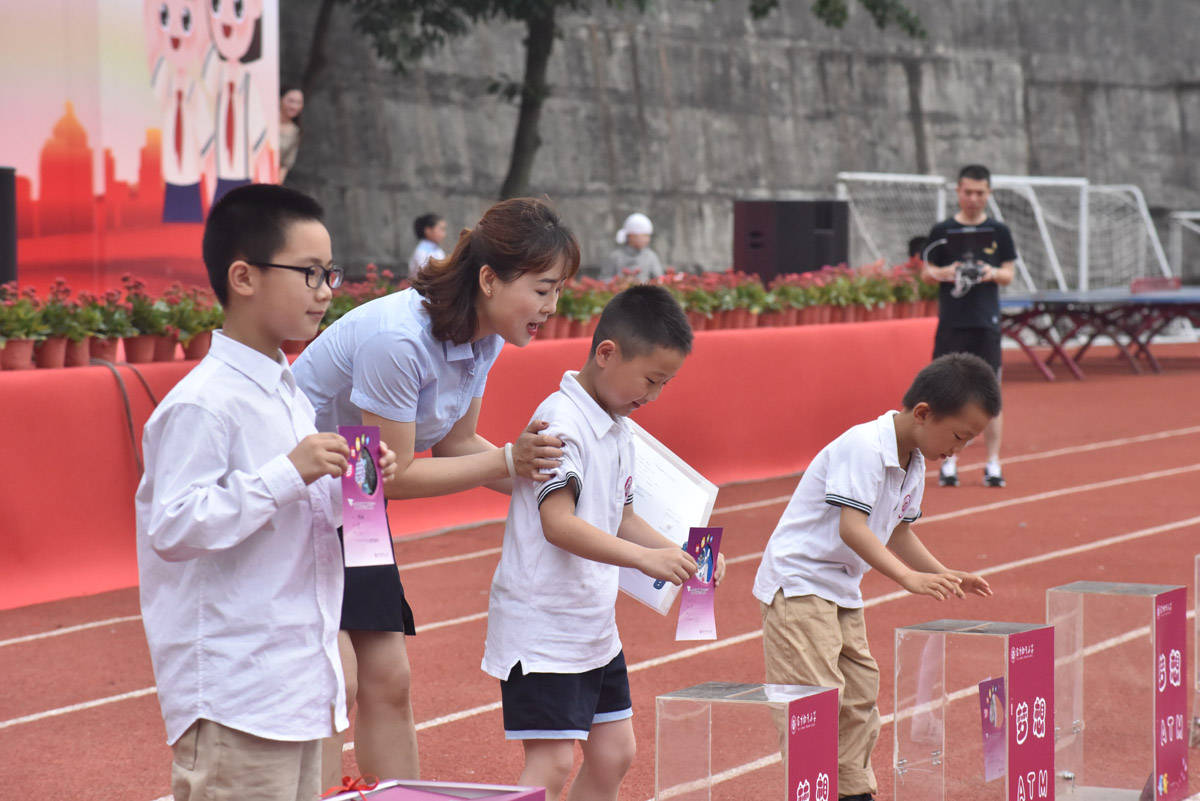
top-left (836, 172), bottom-right (1171, 292)
top-left (1168, 211), bottom-right (1200, 283)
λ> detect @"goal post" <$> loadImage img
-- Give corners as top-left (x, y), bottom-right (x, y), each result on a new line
top-left (835, 172), bottom-right (1172, 292)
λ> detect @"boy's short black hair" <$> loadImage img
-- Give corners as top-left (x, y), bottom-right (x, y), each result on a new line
top-left (903, 353), bottom-right (1002, 418)
top-left (413, 213), bottom-right (442, 242)
top-left (908, 236), bottom-right (928, 258)
top-left (958, 164), bottom-right (992, 185)
top-left (590, 285), bottom-right (693, 359)
top-left (202, 184), bottom-right (325, 305)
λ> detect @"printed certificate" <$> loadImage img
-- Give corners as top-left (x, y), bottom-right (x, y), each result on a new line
top-left (619, 419), bottom-right (719, 614)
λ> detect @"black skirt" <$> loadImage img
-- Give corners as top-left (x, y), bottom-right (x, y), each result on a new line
top-left (337, 526), bottom-right (417, 635)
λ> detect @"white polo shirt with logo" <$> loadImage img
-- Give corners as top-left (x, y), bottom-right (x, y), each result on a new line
top-left (753, 411), bottom-right (924, 609)
top-left (483, 371), bottom-right (636, 678)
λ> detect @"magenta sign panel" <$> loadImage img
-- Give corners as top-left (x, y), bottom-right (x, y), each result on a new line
top-left (1007, 627), bottom-right (1054, 801)
top-left (787, 688), bottom-right (839, 801)
top-left (1154, 587), bottom-right (1188, 801)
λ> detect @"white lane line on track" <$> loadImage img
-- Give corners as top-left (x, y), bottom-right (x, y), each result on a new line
top-left (333, 514), bottom-right (1200, 757)
top-left (927, 424), bottom-right (1200, 480)
top-left (0, 614), bottom-right (143, 649)
top-left (715, 461), bottom-right (1200, 520)
top-left (7, 507), bottom-right (1200, 735)
top-left (6, 430), bottom-right (1197, 650)
top-left (33, 511), bottom-right (1196, 742)
top-left (0, 687), bottom-right (157, 731)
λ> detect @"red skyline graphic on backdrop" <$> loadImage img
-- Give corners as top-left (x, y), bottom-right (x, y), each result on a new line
top-left (17, 101), bottom-right (168, 238)
top-left (15, 101), bottom-right (207, 294)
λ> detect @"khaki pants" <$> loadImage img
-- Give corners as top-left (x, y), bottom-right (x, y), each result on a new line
top-left (761, 591), bottom-right (880, 797)
top-left (171, 719), bottom-right (322, 801)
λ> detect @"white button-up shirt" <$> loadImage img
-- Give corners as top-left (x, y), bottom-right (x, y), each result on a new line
top-left (294, 288), bottom-right (504, 449)
top-left (753, 411), bottom-right (925, 609)
top-left (483, 371), bottom-right (635, 678)
top-left (135, 331), bottom-right (347, 745)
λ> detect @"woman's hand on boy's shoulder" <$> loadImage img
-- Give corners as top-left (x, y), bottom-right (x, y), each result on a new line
top-left (377, 440), bottom-right (399, 484)
top-left (513, 419), bottom-right (564, 482)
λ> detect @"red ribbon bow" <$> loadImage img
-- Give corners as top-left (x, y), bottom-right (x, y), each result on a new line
top-left (321, 775), bottom-right (380, 799)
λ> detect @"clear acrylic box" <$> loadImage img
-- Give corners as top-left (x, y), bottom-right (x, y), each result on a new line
top-left (893, 620), bottom-right (1054, 801)
top-left (655, 682), bottom-right (838, 801)
top-left (1193, 555), bottom-right (1199, 749)
top-left (1047, 581), bottom-right (1189, 801)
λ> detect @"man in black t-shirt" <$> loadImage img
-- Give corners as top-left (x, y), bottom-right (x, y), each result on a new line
top-left (922, 164), bottom-right (1017, 488)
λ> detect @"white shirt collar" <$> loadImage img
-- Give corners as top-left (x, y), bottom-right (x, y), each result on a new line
top-left (559, 371), bottom-right (619, 438)
top-left (209, 330), bottom-right (293, 394)
top-left (876, 411), bottom-right (903, 469)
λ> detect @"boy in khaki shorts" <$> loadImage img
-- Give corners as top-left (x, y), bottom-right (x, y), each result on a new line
top-left (752, 353), bottom-right (998, 801)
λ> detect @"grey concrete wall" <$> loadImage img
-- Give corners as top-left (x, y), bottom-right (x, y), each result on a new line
top-left (281, 0), bottom-right (1200, 274)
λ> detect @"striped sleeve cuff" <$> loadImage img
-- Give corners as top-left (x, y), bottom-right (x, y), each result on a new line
top-left (901, 511), bottom-right (921, 523)
top-left (537, 472), bottom-right (582, 507)
top-left (825, 494), bottom-right (872, 515)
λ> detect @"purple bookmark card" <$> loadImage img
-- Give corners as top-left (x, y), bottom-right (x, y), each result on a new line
top-left (674, 527), bottom-right (722, 641)
top-left (339, 426), bottom-right (394, 568)
top-left (978, 676), bottom-right (1006, 782)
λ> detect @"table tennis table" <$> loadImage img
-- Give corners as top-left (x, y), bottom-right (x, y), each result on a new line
top-left (1000, 286), bottom-right (1200, 379)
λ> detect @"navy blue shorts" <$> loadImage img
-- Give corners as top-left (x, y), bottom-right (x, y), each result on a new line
top-left (500, 651), bottom-right (633, 740)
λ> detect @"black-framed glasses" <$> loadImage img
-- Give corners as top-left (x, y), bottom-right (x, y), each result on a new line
top-left (248, 261), bottom-right (344, 289)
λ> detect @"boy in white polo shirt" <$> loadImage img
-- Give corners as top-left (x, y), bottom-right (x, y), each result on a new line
top-left (483, 285), bottom-right (723, 801)
top-left (753, 353), bottom-right (999, 801)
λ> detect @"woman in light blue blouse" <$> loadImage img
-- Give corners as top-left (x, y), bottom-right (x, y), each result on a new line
top-left (295, 197), bottom-right (578, 786)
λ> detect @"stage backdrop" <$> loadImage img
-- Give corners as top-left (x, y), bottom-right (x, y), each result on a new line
top-left (0, 0), bottom-right (280, 294)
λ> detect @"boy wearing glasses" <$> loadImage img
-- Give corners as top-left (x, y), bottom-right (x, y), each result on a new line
top-left (135, 184), bottom-right (395, 801)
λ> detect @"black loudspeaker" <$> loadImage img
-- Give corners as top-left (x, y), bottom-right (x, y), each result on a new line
top-left (0, 168), bottom-right (15, 285)
top-left (732, 199), bottom-right (849, 280)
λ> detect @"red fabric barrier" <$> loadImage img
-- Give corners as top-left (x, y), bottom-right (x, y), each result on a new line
top-left (0, 318), bottom-right (935, 609)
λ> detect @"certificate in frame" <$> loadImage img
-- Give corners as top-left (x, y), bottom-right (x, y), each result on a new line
top-left (619, 419), bottom-right (719, 614)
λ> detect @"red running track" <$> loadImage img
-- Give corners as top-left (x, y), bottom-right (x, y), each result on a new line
top-left (1, 346), bottom-right (1199, 800)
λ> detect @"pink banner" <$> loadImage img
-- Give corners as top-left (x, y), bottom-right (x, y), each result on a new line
top-left (1007, 627), bottom-right (1054, 801)
top-left (787, 688), bottom-right (839, 801)
top-left (1154, 586), bottom-right (1188, 801)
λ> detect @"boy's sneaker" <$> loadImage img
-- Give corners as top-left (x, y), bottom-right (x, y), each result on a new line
top-left (983, 464), bottom-right (1006, 488)
top-left (938, 463), bottom-right (959, 487)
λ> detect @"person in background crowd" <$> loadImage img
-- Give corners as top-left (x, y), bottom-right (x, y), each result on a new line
top-left (279, 86), bottom-right (303, 183)
top-left (408, 213), bottom-right (447, 273)
top-left (601, 213), bottom-right (664, 282)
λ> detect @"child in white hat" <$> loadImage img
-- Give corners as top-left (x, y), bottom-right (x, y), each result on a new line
top-left (602, 212), bottom-right (665, 282)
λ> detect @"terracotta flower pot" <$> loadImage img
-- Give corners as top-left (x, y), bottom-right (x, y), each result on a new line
top-left (0, 338), bottom-right (35, 370)
top-left (282, 338), bottom-right (307, 355)
top-left (153, 334), bottom-right (179, 361)
top-left (817, 305), bottom-right (834, 325)
top-left (35, 336), bottom-right (68, 368)
top-left (783, 308), bottom-right (799, 326)
top-left (90, 337), bottom-right (119, 362)
top-left (584, 317), bottom-right (600, 338)
top-left (538, 317), bottom-right (559, 339)
top-left (686, 311), bottom-right (707, 331)
top-left (183, 331), bottom-right (213, 360)
top-left (123, 335), bottom-right (156, 363)
top-left (65, 338), bottom-right (92, 367)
